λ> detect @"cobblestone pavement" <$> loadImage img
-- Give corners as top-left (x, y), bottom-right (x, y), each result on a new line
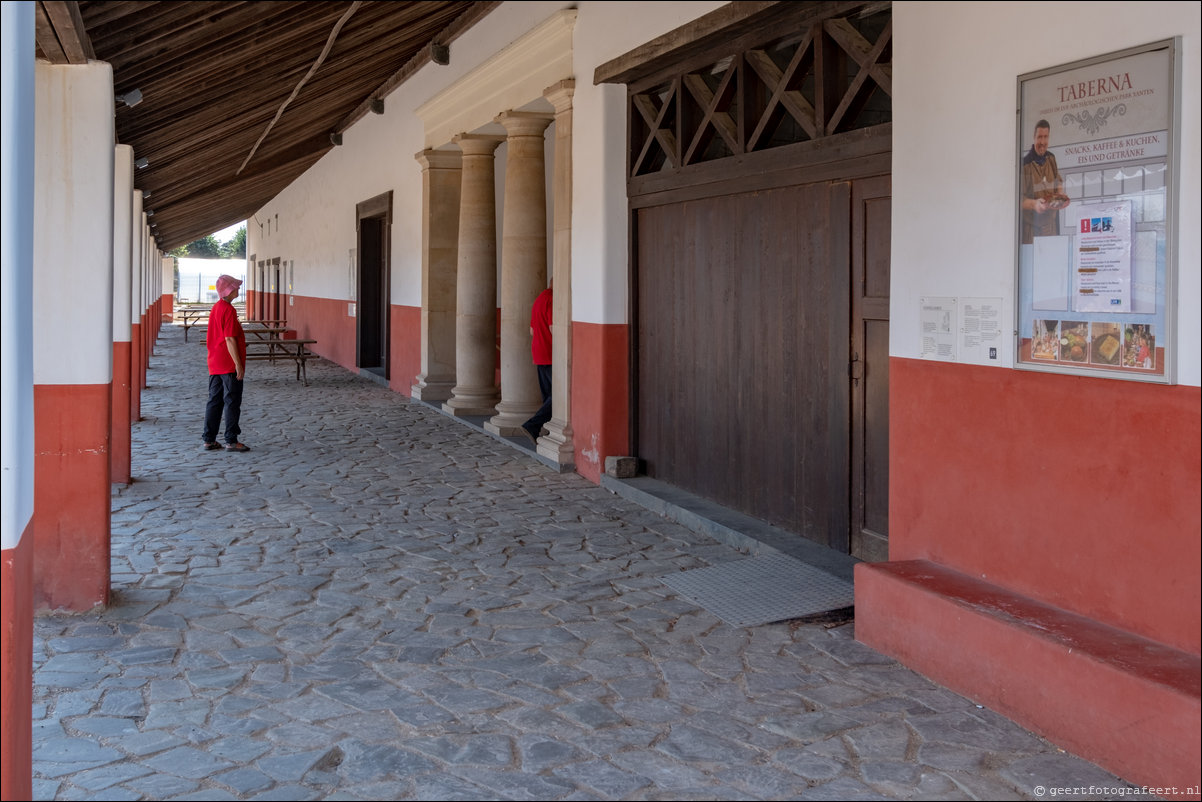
top-left (32, 324), bottom-right (1143, 801)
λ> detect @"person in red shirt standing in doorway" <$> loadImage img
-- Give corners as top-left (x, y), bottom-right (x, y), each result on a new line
top-left (520, 280), bottom-right (553, 446)
top-left (202, 274), bottom-right (250, 452)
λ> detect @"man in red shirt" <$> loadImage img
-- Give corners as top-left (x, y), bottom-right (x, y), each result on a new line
top-left (202, 274), bottom-right (250, 452)
top-left (520, 281), bottom-right (553, 445)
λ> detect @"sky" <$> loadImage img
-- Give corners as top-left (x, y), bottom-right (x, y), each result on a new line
top-left (211, 221), bottom-right (246, 242)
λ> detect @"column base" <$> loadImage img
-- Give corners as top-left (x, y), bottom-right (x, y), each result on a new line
top-left (442, 392), bottom-right (499, 417)
top-left (483, 419), bottom-right (525, 437)
top-left (486, 406), bottom-right (540, 434)
top-left (537, 421), bottom-right (574, 466)
top-left (411, 377), bottom-right (455, 402)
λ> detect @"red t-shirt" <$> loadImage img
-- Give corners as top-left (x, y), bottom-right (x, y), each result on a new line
top-left (530, 287), bottom-right (553, 365)
top-left (206, 300), bottom-right (246, 375)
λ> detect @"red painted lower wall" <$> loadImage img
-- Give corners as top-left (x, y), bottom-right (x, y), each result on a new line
top-left (33, 383), bottom-right (112, 612)
top-left (111, 341), bottom-right (132, 484)
top-left (890, 356), bottom-right (1201, 653)
top-left (140, 311), bottom-right (149, 389)
top-left (390, 304), bottom-right (421, 397)
top-left (571, 322), bottom-right (629, 484)
top-left (281, 297), bottom-right (422, 398)
top-left (161, 293), bottom-right (172, 322)
top-left (130, 321), bottom-right (142, 422)
top-left (1, 526), bottom-right (34, 801)
top-left (286, 294), bottom-right (357, 371)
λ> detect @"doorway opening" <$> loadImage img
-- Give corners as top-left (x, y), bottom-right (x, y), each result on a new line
top-left (356, 192), bottom-right (392, 380)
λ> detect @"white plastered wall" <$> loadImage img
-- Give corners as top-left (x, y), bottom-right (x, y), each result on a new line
top-left (33, 61), bottom-right (115, 385)
top-left (246, 1), bottom-right (727, 327)
top-left (893, 1), bottom-right (1200, 387)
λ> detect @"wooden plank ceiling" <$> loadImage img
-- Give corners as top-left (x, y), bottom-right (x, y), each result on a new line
top-left (34, 1), bottom-right (498, 249)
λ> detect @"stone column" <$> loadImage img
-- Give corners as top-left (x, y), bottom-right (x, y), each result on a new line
top-left (32, 60), bottom-right (115, 611)
top-left (485, 112), bottom-right (554, 436)
top-left (1, 5), bottom-right (36, 795)
top-left (111, 147), bottom-right (134, 484)
top-left (443, 134), bottom-right (505, 417)
top-left (539, 81), bottom-right (575, 465)
top-left (411, 149), bottom-right (462, 402)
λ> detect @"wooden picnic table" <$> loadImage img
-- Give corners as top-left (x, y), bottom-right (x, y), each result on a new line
top-left (176, 306), bottom-right (208, 342)
top-left (177, 305), bottom-right (250, 342)
top-left (244, 326), bottom-right (291, 343)
top-left (245, 338), bottom-right (318, 385)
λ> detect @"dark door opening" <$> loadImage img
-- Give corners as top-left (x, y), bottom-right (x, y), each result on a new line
top-left (270, 257), bottom-right (282, 322)
top-left (356, 192), bottom-right (392, 378)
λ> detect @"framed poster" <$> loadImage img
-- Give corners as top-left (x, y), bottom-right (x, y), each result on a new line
top-left (1014, 40), bottom-right (1179, 382)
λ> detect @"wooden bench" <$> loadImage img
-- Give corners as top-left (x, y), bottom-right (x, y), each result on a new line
top-left (855, 559), bottom-right (1201, 792)
top-left (245, 338), bottom-right (317, 385)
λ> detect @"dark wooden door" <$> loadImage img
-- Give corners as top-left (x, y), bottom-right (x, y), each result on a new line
top-left (636, 180), bottom-right (852, 550)
top-left (850, 176), bottom-right (891, 561)
top-left (256, 260), bottom-right (266, 320)
top-left (270, 258), bottom-right (281, 322)
top-left (357, 216), bottom-right (388, 374)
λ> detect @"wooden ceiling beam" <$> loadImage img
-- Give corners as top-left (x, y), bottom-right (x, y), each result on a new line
top-left (152, 160), bottom-right (322, 248)
top-left (34, 2), bottom-right (69, 62)
top-left (108, 5), bottom-right (342, 86)
top-left (334, 0), bottom-right (501, 132)
top-left (78, 0), bottom-right (167, 33)
top-left (62, 0), bottom-right (487, 250)
top-left (144, 135), bottom-right (334, 211)
top-left (37, 1), bottom-right (95, 64)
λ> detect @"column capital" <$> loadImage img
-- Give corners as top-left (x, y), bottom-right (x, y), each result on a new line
top-left (543, 79), bottom-right (575, 114)
top-left (495, 110), bottom-right (554, 137)
top-left (414, 148), bottom-right (463, 170)
top-left (452, 133), bottom-right (506, 155)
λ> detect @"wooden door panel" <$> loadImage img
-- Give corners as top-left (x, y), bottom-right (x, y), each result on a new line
top-left (636, 180), bottom-right (850, 548)
top-left (851, 176), bottom-right (891, 561)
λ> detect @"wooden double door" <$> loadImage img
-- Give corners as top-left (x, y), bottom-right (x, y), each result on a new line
top-left (635, 174), bottom-right (890, 560)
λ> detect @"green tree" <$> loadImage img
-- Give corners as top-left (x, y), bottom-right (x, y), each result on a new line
top-left (185, 235), bottom-right (221, 258)
top-left (220, 226), bottom-right (247, 259)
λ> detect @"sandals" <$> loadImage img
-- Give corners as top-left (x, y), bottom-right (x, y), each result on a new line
top-left (225, 442), bottom-right (251, 452)
top-left (202, 441), bottom-right (222, 451)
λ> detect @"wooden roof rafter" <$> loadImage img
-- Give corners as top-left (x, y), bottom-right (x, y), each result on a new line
top-left (32, 1), bottom-right (496, 249)
top-left (35, 0), bottom-right (95, 64)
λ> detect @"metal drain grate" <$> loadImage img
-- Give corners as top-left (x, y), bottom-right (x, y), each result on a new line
top-left (661, 553), bottom-right (854, 627)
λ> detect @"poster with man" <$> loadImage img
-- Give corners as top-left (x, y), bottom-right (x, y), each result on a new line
top-left (1015, 44), bottom-right (1174, 378)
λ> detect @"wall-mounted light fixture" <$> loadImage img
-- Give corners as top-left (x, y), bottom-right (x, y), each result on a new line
top-left (146, 209), bottom-right (155, 217)
top-left (370, 98), bottom-right (384, 115)
top-left (142, 190), bottom-right (152, 199)
top-left (329, 132), bottom-right (343, 146)
top-left (135, 157), bottom-right (149, 169)
top-left (117, 88), bottom-right (143, 107)
top-left (431, 43), bottom-right (450, 65)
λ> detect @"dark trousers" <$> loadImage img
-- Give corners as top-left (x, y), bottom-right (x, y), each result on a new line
top-left (203, 373), bottom-right (244, 444)
top-left (523, 364), bottom-right (553, 438)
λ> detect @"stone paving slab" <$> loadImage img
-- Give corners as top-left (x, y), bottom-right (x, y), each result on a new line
top-left (31, 324), bottom-right (1153, 801)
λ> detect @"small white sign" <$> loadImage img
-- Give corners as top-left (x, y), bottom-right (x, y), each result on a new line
top-left (920, 297), bottom-right (958, 362)
top-left (960, 298), bottom-right (1004, 364)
